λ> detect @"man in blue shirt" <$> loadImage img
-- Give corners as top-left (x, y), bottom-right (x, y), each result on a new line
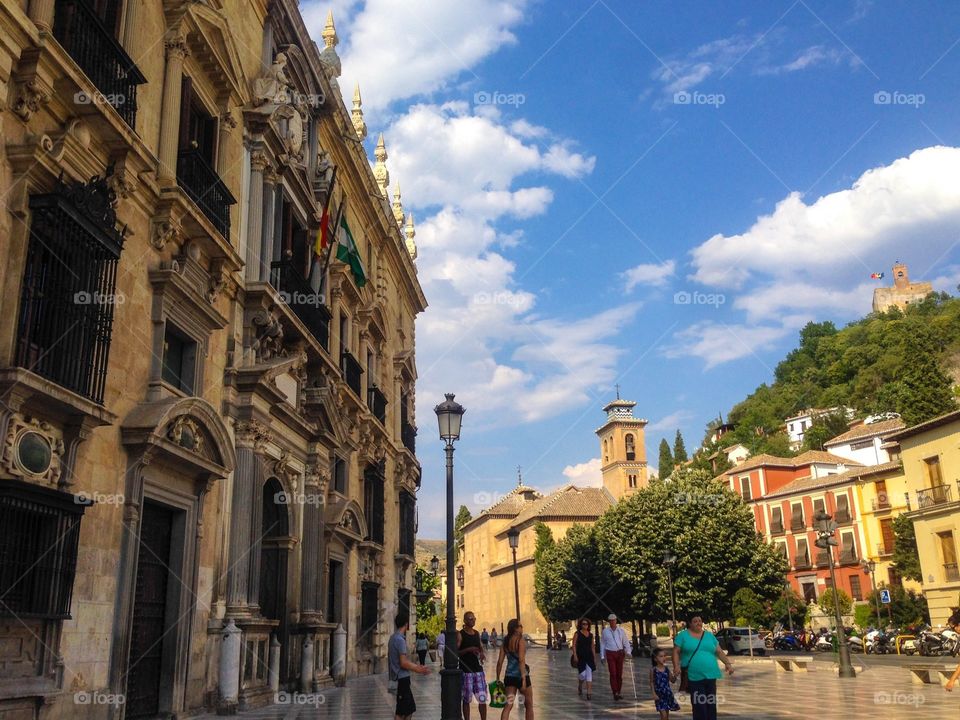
top-left (389, 615), bottom-right (431, 719)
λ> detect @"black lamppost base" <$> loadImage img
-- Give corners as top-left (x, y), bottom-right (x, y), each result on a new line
top-left (440, 666), bottom-right (464, 720)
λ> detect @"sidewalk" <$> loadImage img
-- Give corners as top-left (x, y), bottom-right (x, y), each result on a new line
top-left (195, 647), bottom-right (958, 718)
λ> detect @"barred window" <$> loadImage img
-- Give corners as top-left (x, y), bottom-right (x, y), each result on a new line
top-left (0, 480), bottom-right (91, 618)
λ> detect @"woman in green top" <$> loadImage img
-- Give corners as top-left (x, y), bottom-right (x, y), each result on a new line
top-left (671, 615), bottom-right (733, 720)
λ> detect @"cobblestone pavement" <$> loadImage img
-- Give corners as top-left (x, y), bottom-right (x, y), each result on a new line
top-left (197, 647), bottom-right (959, 719)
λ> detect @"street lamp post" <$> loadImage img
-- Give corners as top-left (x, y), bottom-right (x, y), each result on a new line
top-left (507, 527), bottom-right (521, 621)
top-left (863, 560), bottom-right (883, 629)
top-left (435, 393), bottom-right (466, 720)
top-left (663, 551), bottom-right (677, 638)
top-left (814, 510), bottom-right (856, 678)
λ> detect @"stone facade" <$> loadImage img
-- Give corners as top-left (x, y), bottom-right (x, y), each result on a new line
top-left (872, 262), bottom-right (933, 313)
top-left (0, 1), bottom-right (424, 718)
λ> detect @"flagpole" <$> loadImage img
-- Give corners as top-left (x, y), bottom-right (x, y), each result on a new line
top-left (319, 194), bottom-right (347, 289)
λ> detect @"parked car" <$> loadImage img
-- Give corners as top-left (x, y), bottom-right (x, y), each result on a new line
top-left (715, 627), bottom-right (766, 655)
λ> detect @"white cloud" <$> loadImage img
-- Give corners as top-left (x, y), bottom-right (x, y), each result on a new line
top-left (623, 260), bottom-right (676, 292)
top-left (562, 457), bottom-right (603, 488)
top-left (647, 409), bottom-right (696, 432)
top-left (757, 45), bottom-right (855, 75)
top-left (664, 319), bottom-right (806, 370)
top-left (733, 281), bottom-right (875, 322)
top-left (690, 146), bottom-right (960, 290)
top-left (303, 0), bottom-right (529, 112)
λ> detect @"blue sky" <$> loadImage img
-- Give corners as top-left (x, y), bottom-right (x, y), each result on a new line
top-left (301, 0), bottom-right (960, 538)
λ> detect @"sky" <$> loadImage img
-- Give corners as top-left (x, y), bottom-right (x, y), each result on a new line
top-left (300, 0), bottom-right (960, 538)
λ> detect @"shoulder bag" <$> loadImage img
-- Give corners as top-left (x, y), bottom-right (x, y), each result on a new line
top-left (679, 633), bottom-right (705, 693)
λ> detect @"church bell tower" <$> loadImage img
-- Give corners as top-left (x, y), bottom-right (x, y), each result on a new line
top-left (595, 392), bottom-right (649, 500)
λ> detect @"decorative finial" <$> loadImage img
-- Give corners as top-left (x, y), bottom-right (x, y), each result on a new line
top-left (615, 383), bottom-right (620, 400)
top-left (373, 133), bottom-right (389, 198)
top-left (392, 182), bottom-right (405, 226)
top-left (405, 213), bottom-right (418, 260)
top-left (319, 10), bottom-right (341, 82)
top-left (517, 465), bottom-right (523, 486)
top-left (351, 84), bottom-right (367, 140)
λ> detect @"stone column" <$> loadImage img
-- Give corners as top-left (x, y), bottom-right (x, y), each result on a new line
top-left (244, 149), bottom-right (268, 283)
top-left (219, 619), bottom-right (242, 714)
top-left (226, 435), bottom-right (263, 612)
top-left (268, 635), bottom-right (281, 692)
top-left (28, 0), bottom-right (55, 33)
top-left (120, 0), bottom-right (140, 49)
top-left (300, 636), bottom-right (315, 693)
top-left (332, 624), bottom-right (347, 687)
top-left (299, 468), bottom-right (326, 622)
top-left (261, 168), bottom-right (279, 282)
top-left (157, 33), bottom-right (189, 184)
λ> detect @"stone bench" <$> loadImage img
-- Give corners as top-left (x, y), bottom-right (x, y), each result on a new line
top-left (772, 655), bottom-right (813, 672)
top-left (908, 664), bottom-right (954, 686)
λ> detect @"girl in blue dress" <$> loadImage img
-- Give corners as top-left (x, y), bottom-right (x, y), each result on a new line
top-left (650, 648), bottom-right (680, 718)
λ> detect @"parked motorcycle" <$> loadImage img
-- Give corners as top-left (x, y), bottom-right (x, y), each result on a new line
top-left (815, 632), bottom-right (835, 652)
top-left (866, 629), bottom-right (895, 654)
top-left (773, 632), bottom-right (803, 651)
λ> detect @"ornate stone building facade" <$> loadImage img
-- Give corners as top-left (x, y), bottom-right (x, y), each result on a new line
top-left (0, 0), bottom-right (423, 718)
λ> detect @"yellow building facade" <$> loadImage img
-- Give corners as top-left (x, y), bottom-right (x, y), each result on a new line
top-left (888, 411), bottom-right (960, 625)
top-left (597, 398), bottom-right (649, 496)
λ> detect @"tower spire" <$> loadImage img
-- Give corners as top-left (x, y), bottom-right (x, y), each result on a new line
top-left (351, 84), bottom-right (367, 140)
top-left (392, 182), bottom-right (405, 226)
top-left (373, 133), bottom-right (389, 198)
top-left (404, 213), bottom-right (418, 260)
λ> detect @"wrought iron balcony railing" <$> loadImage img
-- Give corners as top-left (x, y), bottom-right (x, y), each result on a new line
top-left (877, 542), bottom-right (894, 557)
top-left (917, 484), bottom-right (953, 509)
top-left (945, 563), bottom-right (960, 583)
top-left (176, 147), bottom-right (235, 238)
top-left (871, 495), bottom-right (891, 511)
top-left (770, 521), bottom-right (785, 535)
top-left (367, 385), bottom-right (387, 425)
top-left (269, 260), bottom-right (330, 350)
top-left (401, 421), bottom-right (417, 455)
top-left (794, 556), bottom-right (812, 570)
top-left (341, 351), bottom-right (363, 397)
top-left (834, 510), bottom-right (852, 524)
top-left (839, 551), bottom-right (858, 565)
top-left (790, 517), bottom-right (805, 531)
top-left (53, 0), bottom-right (146, 129)
top-left (815, 551), bottom-right (831, 568)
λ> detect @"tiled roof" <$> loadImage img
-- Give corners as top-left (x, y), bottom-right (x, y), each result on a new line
top-left (715, 450), bottom-right (863, 481)
top-left (824, 418), bottom-right (906, 447)
top-left (885, 409), bottom-right (960, 442)
top-left (506, 484), bottom-right (615, 530)
top-left (461, 485), bottom-right (543, 532)
top-left (763, 460), bottom-right (902, 499)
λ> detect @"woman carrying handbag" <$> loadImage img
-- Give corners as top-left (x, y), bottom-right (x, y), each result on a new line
top-left (571, 619), bottom-right (596, 700)
top-left (671, 614), bottom-right (733, 720)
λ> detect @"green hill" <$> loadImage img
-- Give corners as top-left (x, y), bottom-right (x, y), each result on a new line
top-left (713, 292), bottom-right (960, 456)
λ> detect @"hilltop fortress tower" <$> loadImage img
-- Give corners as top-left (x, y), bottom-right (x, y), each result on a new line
top-left (872, 261), bottom-right (933, 313)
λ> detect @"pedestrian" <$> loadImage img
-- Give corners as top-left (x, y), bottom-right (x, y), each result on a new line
top-left (491, 628), bottom-right (499, 647)
top-left (482, 627), bottom-right (490, 648)
top-left (944, 610), bottom-right (960, 691)
top-left (458, 611), bottom-right (488, 720)
top-left (437, 628), bottom-right (446, 664)
top-left (650, 648), bottom-right (680, 719)
top-left (496, 618), bottom-right (533, 720)
top-left (416, 632), bottom-right (428, 665)
top-left (388, 615), bottom-right (431, 720)
top-left (672, 614), bottom-right (733, 720)
top-left (572, 618), bottom-right (596, 700)
top-left (600, 613), bottom-right (629, 700)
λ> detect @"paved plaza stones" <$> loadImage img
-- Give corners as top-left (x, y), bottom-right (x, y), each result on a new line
top-left (196, 648), bottom-right (959, 719)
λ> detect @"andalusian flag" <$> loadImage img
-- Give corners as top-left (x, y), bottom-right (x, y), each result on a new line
top-left (336, 214), bottom-right (366, 287)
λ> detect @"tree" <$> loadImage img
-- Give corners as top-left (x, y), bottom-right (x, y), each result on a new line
top-left (771, 587), bottom-right (809, 628)
top-left (673, 430), bottom-right (688, 464)
top-left (414, 566), bottom-right (441, 623)
top-left (891, 514), bottom-right (923, 582)
top-left (454, 505), bottom-right (473, 559)
top-left (802, 408), bottom-right (854, 451)
top-left (866, 585), bottom-right (929, 628)
top-left (594, 466), bottom-right (788, 622)
top-left (818, 588), bottom-right (852, 618)
top-left (658, 439), bottom-right (674, 479)
top-left (898, 328), bottom-right (956, 425)
top-left (732, 588), bottom-right (765, 627)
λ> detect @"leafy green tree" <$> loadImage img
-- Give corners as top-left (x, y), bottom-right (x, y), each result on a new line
top-left (898, 328), bottom-right (956, 425)
top-left (418, 608), bottom-right (446, 645)
top-left (454, 505), bottom-right (473, 559)
top-left (414, 566), bottom-right (441, 622)
top-left (674, 430), bottom-right (688, 464)
top-left (891, 514), bottom-right (923, 582)
top-left (658, 439), bottom-right (674, 479)
top-left (594, 466), bottom-right (788, 622)
top-left (771, 587), bottom-right (809, 628)
top-left (866, 585), bottom-right (929, 628)
top-left (818, 588), bottom-right (852, 618)
top-left (802, 409), bottom-right (854, 451)
top-left (732, 588), bottom-right (765, 627)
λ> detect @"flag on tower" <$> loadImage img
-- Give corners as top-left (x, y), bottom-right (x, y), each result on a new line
top-left (870, 272), bottom-right (885, 280)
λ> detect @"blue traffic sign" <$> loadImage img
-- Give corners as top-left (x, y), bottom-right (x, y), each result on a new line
top-left (880, 589), bottom-right (891, 604)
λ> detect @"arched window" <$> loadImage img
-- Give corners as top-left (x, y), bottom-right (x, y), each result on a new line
top-left (625, 434), bottom-right (636, 461)
top-left (603, 439), bottom-right (608, 463)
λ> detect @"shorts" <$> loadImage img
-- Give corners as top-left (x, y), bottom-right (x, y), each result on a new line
top-left (504, 675), bottom-right (531, 689)
top-left (395, 676), bottom-right (416, 716)
top-left (462, 671), bottom-right (488, 703)
top-left (578, 666), bottom-right (593, 682)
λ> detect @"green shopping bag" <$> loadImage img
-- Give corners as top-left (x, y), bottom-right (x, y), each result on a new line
top-left (489, 680), bottom-right (507, 708)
